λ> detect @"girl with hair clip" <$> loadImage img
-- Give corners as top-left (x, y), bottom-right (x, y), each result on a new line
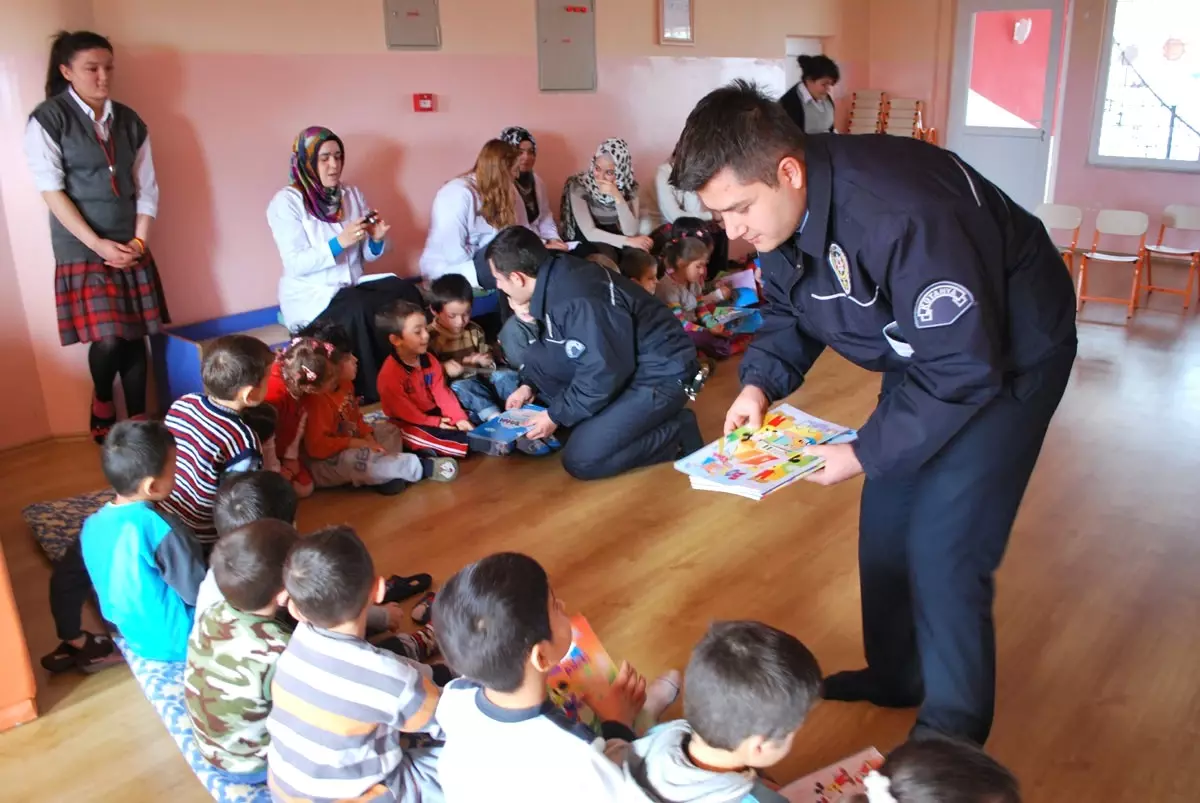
top-left (652, 218), bottom-right (748, 359)
top-left (850, 739), bottom-right (1021, 803)
top-left (25, 30), bottom-right (169, 443)
top-left (283, 339), bottom-right (459, 496)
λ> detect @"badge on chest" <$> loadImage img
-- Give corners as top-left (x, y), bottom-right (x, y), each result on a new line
top-left (828, 243), bottom-right (852, 295)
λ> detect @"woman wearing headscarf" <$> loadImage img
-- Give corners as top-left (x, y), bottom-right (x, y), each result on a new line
top-left (499, 126), bottom-right (563, 246)
top-left (25, 31), bottom-right (169, 445)
top-left (559, 138), bottom-right (653, 262)
top-left (268, 126), bottom-right (422, 403)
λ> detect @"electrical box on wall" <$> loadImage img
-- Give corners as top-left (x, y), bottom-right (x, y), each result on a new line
top-left (536, 0), bottom-right (597, 92)
top-left (384, 0), bottom-right (442, 51)
top-left (413, 93), bottom-right (435, 112)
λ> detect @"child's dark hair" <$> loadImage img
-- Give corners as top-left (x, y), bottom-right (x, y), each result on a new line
top-left (850, 739), bottom-right (1021, 803)
top-left (375, 300), bottom-right (428, 339)
top-left (211, 520), bottom-right (299, 612)
top-left (433, 552), bottom-right (552, 693)
top-left (45, 30), bottom-right (112, 99)
top-left (620, 248), bottom-right (659, 283)
top-left (241, 404), bottom-right (277, 443)
top-left (429, 274), bottom-right (474, 312)
top-left (293, 319), bottom-right (353, 360)
top-left (201, 335), bottom-right (273, 401)
top-left (684, 620), bottom-right (822, 750)
top-left (651, 218), bottom-right (713, 275)
top-left (101, 420), bottom-right (174, 496)
top-left (279, 337), bottom-right (338, 397)
top-left (284, 525), bottom-right (376, 628)
top-left (213, 471), bottom-right (299, 536)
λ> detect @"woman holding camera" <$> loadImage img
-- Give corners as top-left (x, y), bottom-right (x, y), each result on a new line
top-left (268, 126), bottom-right (420, 402)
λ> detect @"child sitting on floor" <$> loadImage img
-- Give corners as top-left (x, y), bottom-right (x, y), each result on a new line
top-left (626, 620), bottom-right (822, 803)
top-left (80, 420), bottom-right (207, 662)
top-left (288, 336), bottom-right (458, 494)
top-left (652, 219), bottom-right (746, 360)
top-left (160, 334), bottom-right (274, 546)
top-left (848, 739), bottom-right (1021, 803)
top-left (376, 300), bottom-right (475, 458)
top-left (193, 471), bottom-right (442, 667)
top-left (433, 552), bottom-right (680, 802)
top-left (620, 247), bottom-right (660, 296)
top-left (267, 526), bottom-right (445, 803)
top-left (497, 299), bottom-right (539, 373)
top-left (185, 519), bottom-right (299, 785)
top-left (427, 274), bottom-right (521, 424)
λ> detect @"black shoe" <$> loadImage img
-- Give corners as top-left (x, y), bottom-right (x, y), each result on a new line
top-left (822, 669), bottom-right (923, 708)
top-left (382, 573), bottom-right (433, 604)
top-left (41, 631), bottom-right (122, 674)
top-left (374, 478), bottom-right (410, 495)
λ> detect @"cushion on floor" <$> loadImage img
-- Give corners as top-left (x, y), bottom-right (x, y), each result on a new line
top-left (21, 489), bottom-right (114, 561)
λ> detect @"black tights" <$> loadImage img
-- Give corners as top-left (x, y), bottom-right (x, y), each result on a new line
top-left (88, 337), bottom-right (148, 416)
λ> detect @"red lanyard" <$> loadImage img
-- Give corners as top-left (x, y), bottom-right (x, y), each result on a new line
top-left (95, 125), bottom-right (119, 198)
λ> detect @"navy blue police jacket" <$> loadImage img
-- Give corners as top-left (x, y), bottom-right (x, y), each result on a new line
top-left (520, 253), bottom-right (698, 428)
top-left (743, 134), bottom-right (1076, 479)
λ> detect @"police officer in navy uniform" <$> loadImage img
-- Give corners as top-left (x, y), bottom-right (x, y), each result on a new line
top-left (487, 226), bottom-right (706, 481)
top-left (671, 81), bottom-right (1077, 745)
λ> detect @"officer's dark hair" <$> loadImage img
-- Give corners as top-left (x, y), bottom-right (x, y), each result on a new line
top-left (433, 552), bottom-right (552, 693)
top-left (213, 471), bottom-right (299, 536)
top-left (101, 420), bottom-right (175, 496)
top-left (428, 273), bottom-right (475, 312)
top-left (845, 739), bottom-right (1021, 803)
top-left (683, 620), bottom-right (821, 750)
top-left (212, 520), bottom-right (299, 612)
top-left (293, 319), bottom-right (354, 361)
top-left (670, 79), bottom-right (807, 194)
top-left (201, 335), bottom-right (273, 402)
top-left (620, 247), bottom-right (658, 283)
top-left (797, 54), bottom-right (840, 84)
top-left (284, 525), bottom-right (376, 628)
top-left (485, 226), bottom-right (550, 279)
top-left (45, 30), bottom-right (112, 99)
top-left (374, 300), bottom-right (428, 340)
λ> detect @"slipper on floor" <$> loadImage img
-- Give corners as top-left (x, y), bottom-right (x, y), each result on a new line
top-left (383, 573), bottom-right (433, 604)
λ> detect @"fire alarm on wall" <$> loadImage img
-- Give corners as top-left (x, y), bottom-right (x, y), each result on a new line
top-left (413, 93), bottom-right (435, 112)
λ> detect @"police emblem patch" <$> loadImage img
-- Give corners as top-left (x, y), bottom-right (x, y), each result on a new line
top-left (564, 339), bottom-right (587, 359)
top-left (828, 243), bottom-right (851, 295)
top-left (913, 281), bottom-right (975, 329)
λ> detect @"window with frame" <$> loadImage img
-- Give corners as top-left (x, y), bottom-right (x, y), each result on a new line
top-left (1089, 0), bottom-right (1200, 171)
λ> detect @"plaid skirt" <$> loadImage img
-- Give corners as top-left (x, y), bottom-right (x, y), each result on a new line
top-left (54, 255), bottom-right (171, 346)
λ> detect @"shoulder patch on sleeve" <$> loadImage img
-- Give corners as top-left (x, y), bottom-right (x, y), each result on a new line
top-left (564, 339), bottom-right (587, 359)
top-left (913, 281), bottom-right (975, 329)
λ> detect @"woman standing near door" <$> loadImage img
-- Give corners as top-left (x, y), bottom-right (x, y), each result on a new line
top-left (25, 30), bottom-right (169, 443)
top-left (780, 55), bottom-right (840, 134)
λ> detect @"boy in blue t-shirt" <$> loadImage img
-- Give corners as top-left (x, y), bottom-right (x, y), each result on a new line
top-left (81, 420), bottom-right (207, 662)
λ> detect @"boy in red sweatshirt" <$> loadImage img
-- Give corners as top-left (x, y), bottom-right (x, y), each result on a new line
top-left (376, 301), bottom-right (474, 458)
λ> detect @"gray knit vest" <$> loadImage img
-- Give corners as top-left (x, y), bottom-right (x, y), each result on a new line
top-left (30, 93), bottom-right (147, 264)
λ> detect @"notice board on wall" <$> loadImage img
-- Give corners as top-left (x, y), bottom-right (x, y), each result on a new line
top-left (384, 0), bottom-right (442, 50)
top-left (536, 1), bottom-right (597, 92)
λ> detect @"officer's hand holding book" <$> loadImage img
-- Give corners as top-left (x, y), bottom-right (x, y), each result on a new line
top-left (724, 385), bottom-right (770, 435)
top-left (506, 384), bottom-right (536, 411)
top-left (524, 410), bottom-right (558, 441)
top-left (801, 443), bottom-right (863, 486)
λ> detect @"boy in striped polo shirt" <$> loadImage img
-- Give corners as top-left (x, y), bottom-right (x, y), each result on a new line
top-left (160, 334), bottom-right (274, 546)
top-left (267, 526), bottom-right (444, 803)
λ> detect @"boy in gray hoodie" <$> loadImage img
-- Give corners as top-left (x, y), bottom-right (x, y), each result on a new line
top-left (626, 621), bottom-right (822, 803)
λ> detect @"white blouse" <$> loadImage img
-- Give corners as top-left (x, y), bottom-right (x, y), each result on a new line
top-left (267, 184), bottom-right (387, 330)
top-left (526, 173), bottom-right (561, 242)
top-left (655, 163), bottom-right (712, 224)
top-left (419, 174), bottom-right (530, 287)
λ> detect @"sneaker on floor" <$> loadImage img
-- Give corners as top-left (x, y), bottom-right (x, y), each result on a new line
top-left (42, 631), bottom-right (122, 674)
top-left (421, 457), bottom-right (458, 482)
top-left (411, 592), bottom-right (436, 625)
top-left (90, 397), bottom-right (116, 445)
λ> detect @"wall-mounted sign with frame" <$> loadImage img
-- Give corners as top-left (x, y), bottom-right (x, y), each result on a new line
top-left (659, 0), bottom-right (694, 46)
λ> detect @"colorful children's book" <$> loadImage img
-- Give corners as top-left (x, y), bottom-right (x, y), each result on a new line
top-left (722, 267), bottom-right (760, 308)
top-left (711, 305), bottom-right (763, 334)
top-left (674, 404), bottom-right (856, 500)
top-left (466, 404), bottom-right (545, 456)
top-left (545, 616), bottom-right (618, 735)
top-left (780, 747), bottom-right (885, 802)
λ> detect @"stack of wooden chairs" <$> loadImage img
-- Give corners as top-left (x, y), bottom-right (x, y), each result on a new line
top-left (842, 90), bottom-right (936, 144)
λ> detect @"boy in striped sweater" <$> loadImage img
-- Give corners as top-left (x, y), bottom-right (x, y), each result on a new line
top-left (160, 334), bottom-right (274, 548)
top-left (267, 526), bottom-right (445, 803)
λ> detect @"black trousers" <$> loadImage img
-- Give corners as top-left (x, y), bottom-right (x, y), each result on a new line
top-left (49, 539), bottom-right (92, 641)
top-left (314, 277), bottom-right (424, 404)
top-left (559, 380), bottom-right (699, 481)
top-left (857, 342), bottom-right (1075, 745)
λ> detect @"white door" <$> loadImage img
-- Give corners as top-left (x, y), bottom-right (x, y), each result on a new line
top-left (946, 0), bottom-right (1064, 211)
top-left (784, 37), bottom-right (823, 90)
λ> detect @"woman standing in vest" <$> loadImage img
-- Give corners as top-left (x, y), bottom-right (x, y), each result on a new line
top-left (25, 31), bottom-right (168, 443)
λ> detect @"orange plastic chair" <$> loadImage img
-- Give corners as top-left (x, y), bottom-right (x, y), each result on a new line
top-left (1076, 209), bottom-right (1149, 320)
top-left (1142, 204), bottom-right (1200, 312)
top-left (1035, 204), bottom-right (1083, 275)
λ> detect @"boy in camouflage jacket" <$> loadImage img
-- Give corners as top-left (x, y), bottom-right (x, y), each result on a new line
top-left (184, 520), bottom-right (298, 782)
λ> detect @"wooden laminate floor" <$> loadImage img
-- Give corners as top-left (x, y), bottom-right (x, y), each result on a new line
top-left (0, 295), bottom-right (1197, 801)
